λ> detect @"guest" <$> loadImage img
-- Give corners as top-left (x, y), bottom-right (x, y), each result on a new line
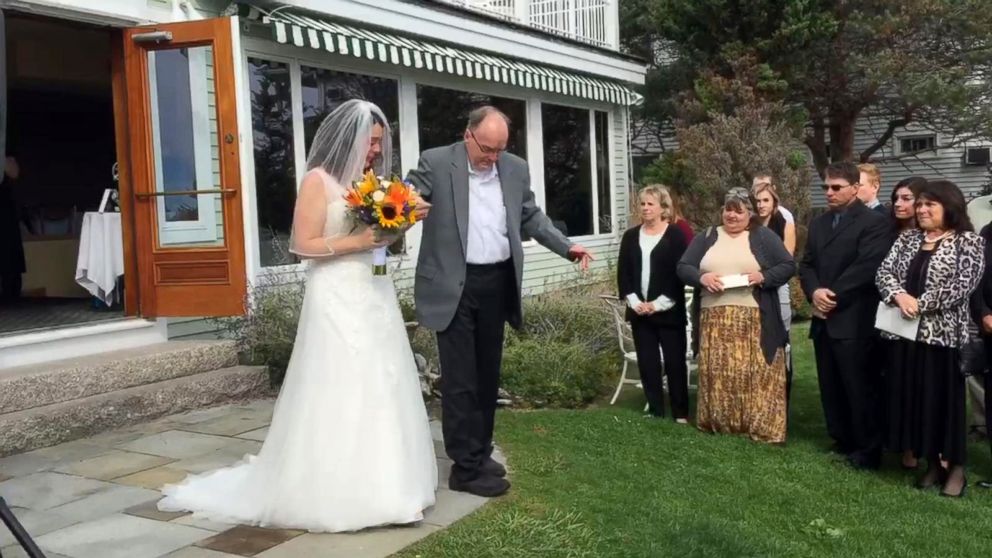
top-left (678, 188), bottom-right (795, 443)
top-left (617, 185), bottom-right (690, 421)
top-left (890, 177), bottom-right (926, 236)
top-left (799, 162), bottom-right (889, 469)
top-left (876, 180), bottom-right (984, 497)
top-left (857, 163), bottom-right (888, 215)
top-left (0, 155), bottom-right (25, 304)
top-left (882, 176), bottom-right (926, 470)
top-left (973, 218), bottom-right (992, 490)
top-left (752, 173), bottom-right (797, 231)
top-left (668, 189), bottom-right (694, 243)
top-left (752, 181), bottom-right (797, 403)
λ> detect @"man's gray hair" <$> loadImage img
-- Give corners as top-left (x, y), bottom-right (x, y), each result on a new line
top-left (467, 106), bottom-right (511, 130)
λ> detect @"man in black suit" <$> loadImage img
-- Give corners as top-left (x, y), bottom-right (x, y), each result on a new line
top-left (800, 161), bottom-right (890, 469)
top-left (971, 221), bottom-right (992, 489)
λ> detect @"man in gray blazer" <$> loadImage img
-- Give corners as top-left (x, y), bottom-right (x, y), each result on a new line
top-left (407, 106), bottom-right (592, 497)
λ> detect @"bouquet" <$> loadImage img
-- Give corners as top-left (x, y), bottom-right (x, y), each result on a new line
top-left (343, 170), bottom-right (419, 275)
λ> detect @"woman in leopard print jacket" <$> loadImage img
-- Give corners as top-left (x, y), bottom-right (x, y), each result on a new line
top-left (875, 180), bottom-right (985, 498)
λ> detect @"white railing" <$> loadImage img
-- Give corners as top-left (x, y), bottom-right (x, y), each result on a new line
top-left (435, 0), bottom-right (617, 49)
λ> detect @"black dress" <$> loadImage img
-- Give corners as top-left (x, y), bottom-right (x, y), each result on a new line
top-left (0, 173), bottom-right (26, 299)
top-left (885, 244), bottom-right (967, 465)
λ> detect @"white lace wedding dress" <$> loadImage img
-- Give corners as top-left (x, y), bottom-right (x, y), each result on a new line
top-left (159, 168), bottom-right (437, 533)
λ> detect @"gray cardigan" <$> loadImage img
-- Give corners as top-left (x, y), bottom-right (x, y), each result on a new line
top-left (677, 225), bottom-right (796, 364)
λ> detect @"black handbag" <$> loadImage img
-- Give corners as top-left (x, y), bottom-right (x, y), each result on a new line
top-left (958, 336), bottom-right (987, 377)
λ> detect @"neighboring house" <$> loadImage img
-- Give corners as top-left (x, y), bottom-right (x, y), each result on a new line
top-left (0, 0), bottom-right (646, 368)
top-left (629, 115), bottom-right (991, 210)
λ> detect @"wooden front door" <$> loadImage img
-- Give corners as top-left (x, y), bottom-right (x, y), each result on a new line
top-left (122, 17), bottom-right (246, 317)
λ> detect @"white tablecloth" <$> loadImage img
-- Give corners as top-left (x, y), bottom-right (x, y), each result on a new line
top-left (75, 212), bottom-right (124, 306)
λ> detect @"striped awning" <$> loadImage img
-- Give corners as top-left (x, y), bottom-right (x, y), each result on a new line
top-left (238, 3), bottom-right (636, 105)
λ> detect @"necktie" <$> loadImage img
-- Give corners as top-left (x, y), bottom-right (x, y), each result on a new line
top-left (831, 212), bottom-right (841, 230)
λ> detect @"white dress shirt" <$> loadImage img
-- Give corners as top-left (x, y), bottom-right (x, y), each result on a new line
top-left (466, 161), bottom-right (511, 264)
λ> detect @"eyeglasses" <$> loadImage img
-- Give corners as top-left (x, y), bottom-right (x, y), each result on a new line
top-left (820, 183), bottom-right (858, 192)
top-left (469, 130), bottom-right (505, 156)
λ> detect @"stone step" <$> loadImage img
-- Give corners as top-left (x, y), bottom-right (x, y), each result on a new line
top-left (0, 340), bottom-right (239, 414)
top-left (0, 365), bottom-right (271, 457)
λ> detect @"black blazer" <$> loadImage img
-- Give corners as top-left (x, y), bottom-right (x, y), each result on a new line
top-left (970, 223), bottom-right (992, 335)
top-left (799, 200), bottom-right (890, 340)
top-left (617, 224), bottom-right (689, 328)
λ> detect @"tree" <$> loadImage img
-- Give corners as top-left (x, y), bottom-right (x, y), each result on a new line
top-left (642, 57), bottom-right (812, 228)
top-left (628, 0), bottom-right (992, 176)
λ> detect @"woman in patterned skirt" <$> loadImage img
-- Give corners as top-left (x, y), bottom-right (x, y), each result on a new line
top-left (678, 188), bottom-right (795, 443)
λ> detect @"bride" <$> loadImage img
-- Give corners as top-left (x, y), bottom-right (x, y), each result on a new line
top-left (158, 100), bottom-right (438, 532)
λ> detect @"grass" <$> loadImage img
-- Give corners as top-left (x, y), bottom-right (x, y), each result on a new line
top-left (398, 323), bottom-right (992, 558)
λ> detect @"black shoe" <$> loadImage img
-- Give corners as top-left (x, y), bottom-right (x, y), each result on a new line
top-left (828, 441), bottom-right (850, 455)
top-left (976, 480), bottom-right (992, 489)
top-left (847, 452), bottom-right (881, 471)
top-left (449, 471), bottom-right (510, 497)
top-left (480, 457), bottom-right (507, 478)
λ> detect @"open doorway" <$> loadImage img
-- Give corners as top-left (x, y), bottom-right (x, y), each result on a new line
top-left (0, 12), bottom-right (124, 335)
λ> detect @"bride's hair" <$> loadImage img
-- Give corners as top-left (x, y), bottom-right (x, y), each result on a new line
top-left (306, 99), bottom-right (392, 184)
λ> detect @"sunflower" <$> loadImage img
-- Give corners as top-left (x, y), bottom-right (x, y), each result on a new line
top-left (376, 203), bottom-right (406, 228)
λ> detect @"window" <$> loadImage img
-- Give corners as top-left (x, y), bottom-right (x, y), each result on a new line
top-left (300, 66), bottom-right (404, 254)
top-left (416, 85), bottom-right (527, 157)
top-left (301, 66), bottom-right (401, 174)
top-left (248, 58), bottom-right (297, 267)
top-left (900, 135), bottom-right (936, 154)
top-left (541, 103), bottom-right (613, 237)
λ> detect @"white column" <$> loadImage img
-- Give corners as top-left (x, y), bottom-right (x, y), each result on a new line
top-left (399, 76), bottom-right (423, 258)
top-left (604, 0), bottom-right (619, 50)
top-left (526, 97), bottom-right (546, 210)
top-left (514, 0), bottom-right (529, 24)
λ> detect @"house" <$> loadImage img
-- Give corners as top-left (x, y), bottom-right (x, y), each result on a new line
top-left (629, 115), bottom-right (991, 211)
top-left (0, 0), bottom-right (647, 370)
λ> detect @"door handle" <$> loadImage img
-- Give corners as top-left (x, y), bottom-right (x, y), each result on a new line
top-left (136, 188), bottom-right (236, 198)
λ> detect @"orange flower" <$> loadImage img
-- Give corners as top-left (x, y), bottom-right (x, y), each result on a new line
top-left (343, 188), bottom-right (364, 207)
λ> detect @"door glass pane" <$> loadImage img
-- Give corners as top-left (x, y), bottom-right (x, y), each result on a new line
top-left (147, 46), bottom-right (224, 247)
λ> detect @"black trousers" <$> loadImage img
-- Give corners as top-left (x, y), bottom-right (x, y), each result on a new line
top-left (0, 271), bottom-right (21, 302)
top-left (436, 261), bottom-right (513, 481)
top-left (630, 320), bottom-right (689, 418)
top-left (986, 372), bottom-right (992, 460)
top-left (812, 330), bottom-right (881, 459)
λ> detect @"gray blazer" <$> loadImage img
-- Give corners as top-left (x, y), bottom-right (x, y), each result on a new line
top-left (406, 142), bottom-right (574, 331)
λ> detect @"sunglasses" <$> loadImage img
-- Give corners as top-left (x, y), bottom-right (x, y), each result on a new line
top-left (820, 183), bottom-right (857, 192)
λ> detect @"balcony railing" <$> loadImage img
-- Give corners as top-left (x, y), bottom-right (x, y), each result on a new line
top-left (434, 0), bottom-right (617, 49)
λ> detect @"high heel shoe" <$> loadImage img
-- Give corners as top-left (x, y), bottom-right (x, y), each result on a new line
top-left (940, 477), bottom-right (967, 498)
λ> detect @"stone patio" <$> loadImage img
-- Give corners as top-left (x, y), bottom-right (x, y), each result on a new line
top-left (0, 399), bottom-right (496, 558)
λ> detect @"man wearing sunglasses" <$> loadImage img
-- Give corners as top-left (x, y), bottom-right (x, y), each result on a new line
top-left (800, 161), bottom-right (890, 470)
top-left (407, 106), bottom-right (593, 498)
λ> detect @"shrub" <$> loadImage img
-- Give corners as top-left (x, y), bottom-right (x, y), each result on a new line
top-left (789, 276), bottom-right (812, 322)
top-left (214, 274), bottom-right (306, 387)
top-left (501, 273), bottom-right (619, 408)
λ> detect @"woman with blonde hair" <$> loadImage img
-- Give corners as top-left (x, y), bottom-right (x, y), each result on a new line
top-left (678, 188), bottom-right (795, 442)
top-left (617, 185), bottom-right (690, 420)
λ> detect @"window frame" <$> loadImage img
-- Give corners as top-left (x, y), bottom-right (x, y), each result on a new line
top-left (899, 134), bottom-right (938, 155)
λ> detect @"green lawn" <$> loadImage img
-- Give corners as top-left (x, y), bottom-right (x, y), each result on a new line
top-left (399, 323), bottom-right (992, 558)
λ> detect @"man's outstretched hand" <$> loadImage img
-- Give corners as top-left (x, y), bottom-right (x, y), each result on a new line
top-left (568, 244), bottom-right (594, 271)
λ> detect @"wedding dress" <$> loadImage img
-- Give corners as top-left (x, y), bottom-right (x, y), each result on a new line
top-left (159, 167), bottom-right (437, 532)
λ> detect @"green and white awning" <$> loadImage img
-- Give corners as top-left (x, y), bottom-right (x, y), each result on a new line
top-left (238, 4), bottom-right (636, 105)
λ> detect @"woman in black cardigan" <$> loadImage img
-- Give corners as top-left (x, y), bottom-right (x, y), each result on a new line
top-left (617, 185), bottom-right (690, 420)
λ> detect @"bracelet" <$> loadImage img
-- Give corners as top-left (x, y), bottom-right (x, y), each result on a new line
top-left (324, 238), bottom-right (336, 256)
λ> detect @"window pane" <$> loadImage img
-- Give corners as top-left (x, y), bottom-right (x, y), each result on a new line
top-left (300, 66), bottom-right (403, 254)
top-left (595, 110), bottom-right (612, 234)
top-left (301, 66), bottom-right (401, 174)
top-left (542, 103), bottom-right (592, 237)
top-left (248, 58), bottom-right (297, 266)
top-left (416, 85), bottom-right (527, 157)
